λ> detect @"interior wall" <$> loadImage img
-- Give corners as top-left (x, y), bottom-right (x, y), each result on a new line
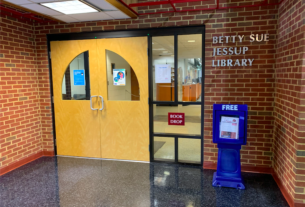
top-left (274, 0), bottom-right (305, 205)
top-left (2, 4), bottom-right (305, 206)
top-left (2, 2), bottom-right (305, 205)
top-left (0, 15), bottom-right (46, 174)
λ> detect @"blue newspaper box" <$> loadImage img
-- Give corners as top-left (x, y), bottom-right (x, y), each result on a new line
top-left (212, 104), bottom-right (248, 189)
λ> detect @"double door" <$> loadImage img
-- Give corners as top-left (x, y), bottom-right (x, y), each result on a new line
top-left (51, 37), bottom-right (149, 161)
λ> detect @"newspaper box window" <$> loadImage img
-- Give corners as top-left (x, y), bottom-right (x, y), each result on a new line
top-left (212, 104), bottom-right (248, 190)
top-left (219, 116), bottom-right (239, 139)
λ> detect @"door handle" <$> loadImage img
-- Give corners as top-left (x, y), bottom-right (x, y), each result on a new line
top-left (90, 95), bottom-right (98, 110)
top-left (99, 95), bottom-right (104, 111)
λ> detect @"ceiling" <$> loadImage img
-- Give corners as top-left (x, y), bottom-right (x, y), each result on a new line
top-left (3, 0), bottom-right (131, 23)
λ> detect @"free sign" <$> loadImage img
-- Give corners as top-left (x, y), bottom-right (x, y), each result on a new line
top-left (222, 105), bottom-right (238, 110)
top-left (168, 113), bottom-right (185, 126)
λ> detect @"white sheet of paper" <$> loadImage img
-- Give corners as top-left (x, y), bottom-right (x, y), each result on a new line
top-left (219, 116), bottom-right (239, 139)
top-left (155, 64), bottom-right (171, 83)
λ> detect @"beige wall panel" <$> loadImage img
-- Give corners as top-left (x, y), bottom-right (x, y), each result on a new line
top-left (51, 40), bottom-right (101, 158)
top-left (97, 37), bottom-right (149, 162)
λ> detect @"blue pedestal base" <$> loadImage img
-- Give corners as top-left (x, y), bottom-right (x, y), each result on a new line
top-left (212, 172), bottom-right (245, 190)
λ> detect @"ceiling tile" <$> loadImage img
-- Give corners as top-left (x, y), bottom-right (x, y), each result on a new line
top-left (104, 11), bottom-right (129, 19)
top-left (20, 3), bottom-right (63, 16)
top-left (52, 15), bottom-right (79, 23)
top-left (69, 12), bottom-right (113, 21)
top-left (4, 0), bottom-right (32, 4)
top-left (87, 0), bottom-right (118, 11)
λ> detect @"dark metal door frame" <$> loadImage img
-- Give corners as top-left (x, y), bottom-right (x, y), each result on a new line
top-left (47, 26), bottom-right (205, 165)
top-left (148, 27), bottom-right (205, 166)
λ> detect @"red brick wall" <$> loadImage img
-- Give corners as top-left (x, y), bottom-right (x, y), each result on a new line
top-left (0, 15), bottom-right (43, 172)
top-left (273, 0), bottom-right (305, 205)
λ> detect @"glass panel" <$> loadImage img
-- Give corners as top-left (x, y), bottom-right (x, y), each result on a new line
top-left (62, 52), bottom-right (90, 100)
top-left (106, 50), bottom-right (140, 101)
top-left (178, 34), bottom-right (202, 102)
top-left (153, 104), bottom-right (201, 136)
top-left (178, 138), bottom-right (201, 164)
top-left (154, 137), bottom-right (175, 162)
top-left (152, 36), bottom-right (175, 102)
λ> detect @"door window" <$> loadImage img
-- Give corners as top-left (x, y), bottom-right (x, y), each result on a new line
top-left (62, 51), bottom-right (90, 100)
top-left (106, 50), bottom-right (140, 101)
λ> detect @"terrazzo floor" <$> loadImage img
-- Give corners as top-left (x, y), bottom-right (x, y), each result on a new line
top-left (0, 156), bottom-right (289, 207)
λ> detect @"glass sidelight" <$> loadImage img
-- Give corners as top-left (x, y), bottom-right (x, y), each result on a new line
top-left (152, 36), bottom-right (175, 102)
top-left (149, 29), bottom-right (204, 165)
top-left (153, 136), bottom-right (175, 162)
top-left (153, 136), bottom-right (202, 164)
top-left (178, 34), bottom-right (202, 102)
top-left (178, 138), bottom-right (201, 164)
top-left (153, 104), bottom-right (201, 136)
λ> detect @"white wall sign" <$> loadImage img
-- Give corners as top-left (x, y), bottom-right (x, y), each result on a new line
top-left (113, 69), bottom-right (126, 86)
top-left (212, 34), bottom-right (270, 67)
top-left (155, 64), bottom-right (171, 83)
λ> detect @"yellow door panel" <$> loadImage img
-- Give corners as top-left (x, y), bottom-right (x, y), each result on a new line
top-left (97, 37), bottom-right (149, 162)
top-left (51, 40), bottom-right (101, 158)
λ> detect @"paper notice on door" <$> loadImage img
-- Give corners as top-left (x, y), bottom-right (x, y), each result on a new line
top-left (113, 69), bottom-right (126, 86)
top-left (73, 69), bottom-right (85, 86)
top-left (219, 116), bottom-right (239, 139)
top-left (155, 64), bottom-right (171, 83)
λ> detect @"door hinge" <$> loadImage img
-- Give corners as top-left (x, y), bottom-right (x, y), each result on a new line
top-left (49, 51), bottom-right (51, 59)
top-left (147, 48), bottom-right (149, 56)
top-left (52, 96), bottom-right (54, 103)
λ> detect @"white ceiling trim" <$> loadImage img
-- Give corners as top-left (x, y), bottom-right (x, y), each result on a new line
top-left (21, 3), bottom-right (63, 16)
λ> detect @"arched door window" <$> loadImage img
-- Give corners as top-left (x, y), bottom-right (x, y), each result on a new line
top-left (62, 51), bottom-right (90, 100)
top-left (106, 50), bottom-right (140, 101)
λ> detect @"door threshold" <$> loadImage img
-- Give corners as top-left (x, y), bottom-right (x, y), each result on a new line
top-left (56, 155), bottom-right (150, 163)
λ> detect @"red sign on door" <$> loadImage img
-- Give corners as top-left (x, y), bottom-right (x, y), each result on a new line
top-left (168, 113), bottom-right (185, 125)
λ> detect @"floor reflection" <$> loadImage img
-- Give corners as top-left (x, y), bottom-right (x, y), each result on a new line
top-left (0, 157), bottom-right (289, 207)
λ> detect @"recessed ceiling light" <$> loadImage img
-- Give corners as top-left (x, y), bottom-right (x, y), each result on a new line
top-left (162, 51), bottom-right (168, 53)
top-left (188, 40), bottom-right (195, 42)
top-left (41, 0), bottom-right (99, 15)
